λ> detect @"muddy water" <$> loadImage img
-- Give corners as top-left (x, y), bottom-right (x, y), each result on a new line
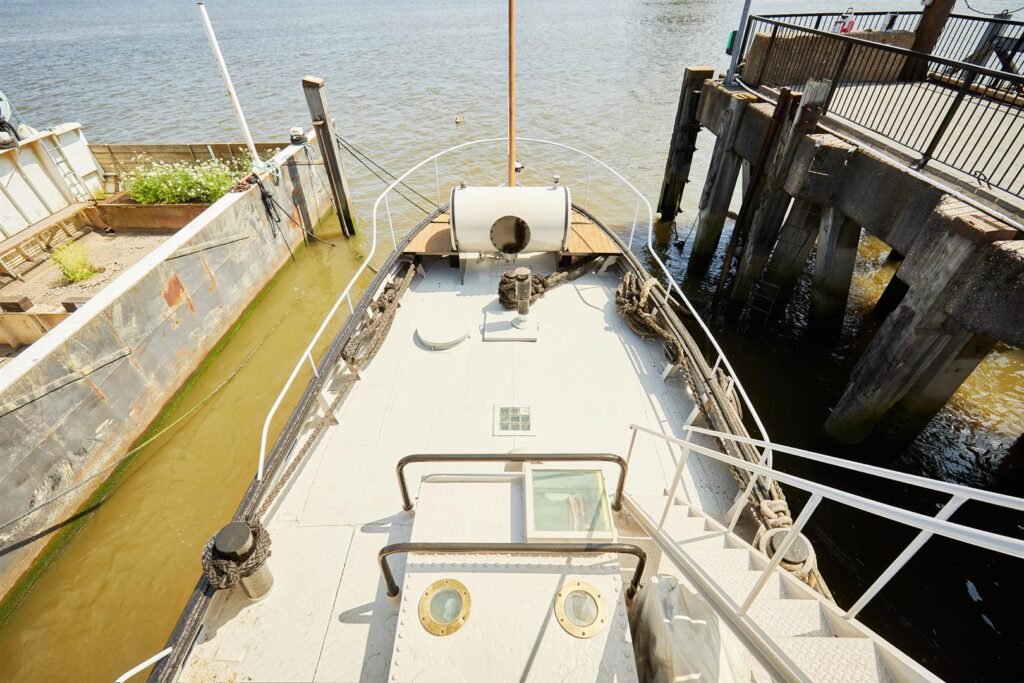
top-left (0, 217), bottom-right (371, 682)
top-left (0, 0), bottom-right (1021, 681)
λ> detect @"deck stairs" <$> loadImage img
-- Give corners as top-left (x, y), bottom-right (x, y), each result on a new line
top-left (624, 492), bottom-right (936, 683)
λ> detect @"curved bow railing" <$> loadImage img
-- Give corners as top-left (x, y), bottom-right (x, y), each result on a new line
top-left (256, 137), bottom-right (772, 484)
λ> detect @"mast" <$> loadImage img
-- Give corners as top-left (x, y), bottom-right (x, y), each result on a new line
top-left (508, 0), bottom-right (516, 186)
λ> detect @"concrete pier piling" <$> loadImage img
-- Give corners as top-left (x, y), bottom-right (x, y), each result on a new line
top-left (665, 68), bottom-right (1023, 447)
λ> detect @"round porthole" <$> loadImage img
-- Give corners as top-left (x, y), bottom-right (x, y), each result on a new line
top-left (419, 578), bottom-right (471, 636)
top-left (554, 580), bottom-right (607, 639)
top-left (490, 215), bottom-right (531, 254)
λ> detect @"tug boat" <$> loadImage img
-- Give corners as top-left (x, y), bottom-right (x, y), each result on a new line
top-left (129, 5), bottom-right (1024, 683)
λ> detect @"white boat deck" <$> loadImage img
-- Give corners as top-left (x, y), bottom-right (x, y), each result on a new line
top-left (181, 253), bottom-right (745, 682)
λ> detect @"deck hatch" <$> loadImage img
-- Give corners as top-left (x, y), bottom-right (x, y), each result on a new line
top-left (493, 405), bottom-right (534, 435)
top-left (524, 466), bottom-right (614, 542)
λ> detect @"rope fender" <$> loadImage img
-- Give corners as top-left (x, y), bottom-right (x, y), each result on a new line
top-left (201, 520), bottom-right (271, 590)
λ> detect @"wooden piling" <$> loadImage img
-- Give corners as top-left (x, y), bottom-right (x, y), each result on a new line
top-left (688, 94), bottom-right (750, 274)
top-left (730, 80), bottom-right (828, 305)
top-left (657, 67), bottom-right (715, 224)
top-left (748, 199), bottom-right (821, 322)
top-left (810, 206), bottom-right (861, 333)
top-left (302, 76), bottom-right (356, 238)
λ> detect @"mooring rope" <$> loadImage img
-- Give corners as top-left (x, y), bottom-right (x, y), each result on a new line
top-left (334, 134), bottom-right (435, 215)
top-left (497, 256), bottom-right (601, 310)
top-left (614, 271), bottom-right (832, 599)
top-left (200, 520), bottom-right (272, 590)
top-left (614, 272), bottom-right (682, 363)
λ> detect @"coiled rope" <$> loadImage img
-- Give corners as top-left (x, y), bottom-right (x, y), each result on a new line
top-left (342, 263), bottom-right (417, 369)
top-left (200, 520), bottom-right (271, 590)
top-left (614, 271), bottom-right (832, 600)
top-left (614, 272), bottom-right (682, 363)
top-left (497, 256), bottom-right (600, 310)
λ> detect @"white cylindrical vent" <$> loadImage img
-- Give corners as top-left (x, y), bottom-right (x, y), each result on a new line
top-left (450, 185), bottom-right (571, 254)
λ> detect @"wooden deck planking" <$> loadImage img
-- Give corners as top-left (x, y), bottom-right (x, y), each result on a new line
top-left (403, 210), bottom-right (621, 255)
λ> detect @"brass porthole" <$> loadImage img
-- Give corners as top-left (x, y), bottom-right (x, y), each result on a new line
top-left (554, 579), bottom-right (607, 639)
top-left (418, 578), bottom-right (471, 636)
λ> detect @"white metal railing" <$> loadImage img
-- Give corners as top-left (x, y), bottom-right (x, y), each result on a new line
top-left (256, 136), bottom-right (681, 481)
top-left (626, 423), bottom-right (1024, 620)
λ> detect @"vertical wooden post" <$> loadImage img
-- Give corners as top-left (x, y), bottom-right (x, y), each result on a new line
top-left (752, 199), bottom-right (822, 320)
top-left (302, 76), bottom-right (355, 238)
top-left (688, 92), bottom-right (752, 275)
top-left (657, 66), bottom-right (715, 224)
top-left (729, 80), bottom-right (829, 305)
top-left (810, 206), bottom-right (861, 334)
top-left (900, 0), bottom-right (956, 81)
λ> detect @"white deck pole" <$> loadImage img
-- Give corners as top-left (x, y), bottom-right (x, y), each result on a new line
top-left (197, 2), bottom-right (261, 168)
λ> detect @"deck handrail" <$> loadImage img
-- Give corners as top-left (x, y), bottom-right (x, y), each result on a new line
top-left (680, 424), bottom-right (1024, 512)
top-left (626, 423), bottom-right (1024, 619)
top-left (257, 136), bottom-right (739, 481)
top-left (378, 542), bottom-right (647, 599)
top-left (395, 453), bottom-right (628, 512)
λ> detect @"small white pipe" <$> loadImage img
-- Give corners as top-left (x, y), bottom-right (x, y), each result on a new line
top-left (115, 647), bottom-right (173, 683)
top-left (197, 2), bottom-right (261, 169)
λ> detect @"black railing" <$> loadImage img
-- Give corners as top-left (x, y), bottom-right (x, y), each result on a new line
top-left (378, 542), bottom-right (648, 598)
top-left (739, 14), bottom-right (1024, 199)
top-left (396, 453), bottom-right (628, 511)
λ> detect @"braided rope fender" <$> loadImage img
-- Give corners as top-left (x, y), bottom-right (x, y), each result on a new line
top-left (201, 520), bottom-right (272, 590)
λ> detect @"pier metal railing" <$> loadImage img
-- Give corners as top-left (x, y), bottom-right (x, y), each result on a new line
top-left (738, 13), bottom-right (1024, 199)
top-left (257, 137), bottom-right (776, 484)
top-left (625, 423), bottom-right (1024, 620)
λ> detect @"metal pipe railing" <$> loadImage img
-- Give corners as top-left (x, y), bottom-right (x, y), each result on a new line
top-left (378, 542), bottom-right (647, 599)
top-left (626, 423), bottom-right (1024, 618)
top-left (396, 453), bottom-right (627, 512)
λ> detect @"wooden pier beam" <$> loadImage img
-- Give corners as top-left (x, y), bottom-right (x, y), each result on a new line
top-left (810, 206), bottom-right (861, 333)
top-left (688, 94), bottom-right (750, 274)
top-left (302, 76), bottom-right (356, 238)
top-left (824, 198), bottom-right (1012, 444)
top-left (657, 66), bottom-right (715, 224)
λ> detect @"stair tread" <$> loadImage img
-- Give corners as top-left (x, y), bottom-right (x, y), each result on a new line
top-left (778, 637), bottom-right (884, 682)
top-left (709, 568), bottom-right (785, 602)
top-left (747, 598), bottom-right (835, 637)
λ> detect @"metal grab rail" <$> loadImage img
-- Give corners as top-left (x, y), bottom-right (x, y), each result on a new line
top-left (378, 542), bottom-right (647, 599)
top-left (256, 137), bottom-right (660, 482)
top-left (626, 424), bottom-right (1024, 619)
top-left (396, 453), bottom-right (628, 512)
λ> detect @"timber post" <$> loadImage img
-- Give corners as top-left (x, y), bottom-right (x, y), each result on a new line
top-left (688, 92), bottom-right (752, 275)
top-left (302, 76), bottom-right (356, 238)
top-left (748, 199), bottom-right (821, 323)
top-left (900, 0), bottom-right (956, 81)
top-left (657, 66), bottom-right (715, 224)
top-left (729, 80), bottom-right (829, 306)
top-left (809, 206), bottom-right (861, 334)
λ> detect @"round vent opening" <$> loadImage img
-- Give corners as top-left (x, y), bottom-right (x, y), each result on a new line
top-left (490, 215), bottom-right (531, 254)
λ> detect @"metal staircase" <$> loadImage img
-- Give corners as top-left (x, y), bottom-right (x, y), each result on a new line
top-left (622, 424), bottom-right (1024, 683)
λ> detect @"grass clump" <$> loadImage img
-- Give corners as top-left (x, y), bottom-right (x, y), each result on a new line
top-left (51, 241), bottom-right (103, 283)
top-left (122, 157), bottom-right (248, 204)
